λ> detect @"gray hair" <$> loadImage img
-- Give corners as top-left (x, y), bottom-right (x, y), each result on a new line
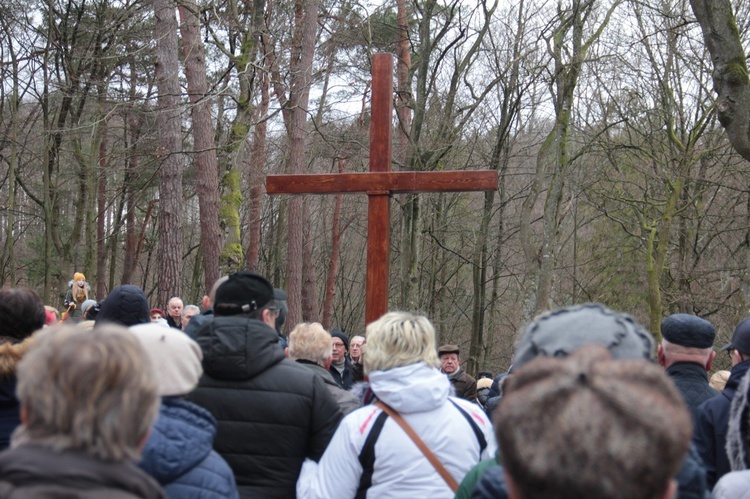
top-left (182, 304), bottom-right (200, 318)
top-left (363, 311), bottom-right (440, 375)
top-left (288, 323), bottom-right (332, 366)
top-left (14, 324), bottom-right (159, 462)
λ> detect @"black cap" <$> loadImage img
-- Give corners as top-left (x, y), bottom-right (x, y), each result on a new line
top-left (721, 317), bottom-right (750, 354)
top-left (95, 285), bottom-right (150, 327)
top-left (214, 271), bottom-right (274, 316)
top-left (661, 314), bottom-right (716, 349)
top-left (331, 328), bottom-right (349, 351)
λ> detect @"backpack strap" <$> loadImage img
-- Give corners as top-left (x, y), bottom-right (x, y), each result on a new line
top-left (449, 399), bottom-right (487, 459)
top-left (355, 410), bottom-right (389, 499)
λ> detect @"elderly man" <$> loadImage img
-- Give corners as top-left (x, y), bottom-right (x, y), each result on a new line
top-left (350, 335), bottom-right (365, 382)
top-left (181, 305), bottom-right (200, 331)
top-left (188, 271), bottom-right (342, 499)
top-left (438, 344), bottom-right (477, 402)
top-left (657, 313), bottom-right (718, 422)
top-left (329, 329), bottom-right (354, 390)
top-left (0, 324), bottom-right (165, 498)
top-left (497, 345), bottom-right (692, 499)
top-left (165, 297), bottom-right (183, 329)
top-left (288, 323), bottom-right (361, 415)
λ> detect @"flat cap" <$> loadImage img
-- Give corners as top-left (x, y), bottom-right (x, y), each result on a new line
top-left (438, 344), bottom-right (460, 356)
top-left (661, 314), bottom-right (715, 349)
top-left (513, 303), bottom-right (654, 369)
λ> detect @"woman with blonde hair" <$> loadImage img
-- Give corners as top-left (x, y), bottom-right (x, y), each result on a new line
top-left (63, 272), bottom-right (89, 319)
top-left (297, 311), bottom-right (495, 498)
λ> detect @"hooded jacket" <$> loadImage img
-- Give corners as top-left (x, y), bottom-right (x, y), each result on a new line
top-left (187, 316), bottom-right (342, 499)
top-left (139, 398), bottom-right (238, 499)
top-left (296, 362), bottom-right (497, 499)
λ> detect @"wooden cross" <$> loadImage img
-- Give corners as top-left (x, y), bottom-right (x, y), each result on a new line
top-left (266, 53), bottom-right (498, 325)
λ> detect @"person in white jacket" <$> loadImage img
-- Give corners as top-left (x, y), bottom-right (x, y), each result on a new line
top-left (297, 311), bottom-right (496, 499)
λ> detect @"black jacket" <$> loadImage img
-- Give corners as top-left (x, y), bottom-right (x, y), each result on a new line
top-left (188, 316), bottom-right (342, 499)
top-left (667, 362), bottom-right (719, 425)
top-left (329, 357), bottom-right (354, 390)
top-left (0, 444), bottom-right (166, 498)
top-left (694, 359), bottom-right (750, 488)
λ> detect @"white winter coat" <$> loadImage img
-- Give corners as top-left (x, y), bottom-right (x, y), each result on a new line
top-left (297, 362), bottom-right (497, 499)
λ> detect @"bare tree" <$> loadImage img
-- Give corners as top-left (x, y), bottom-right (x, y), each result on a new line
top-left (690, 0), bottom-right (750, 161)
top-left (153, 0), bottom-right (185, 306)
top-left (178, 0), bottom-right (222, 292)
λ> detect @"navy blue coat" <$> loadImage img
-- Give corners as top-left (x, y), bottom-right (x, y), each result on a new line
top-left (139, 398), bottom-right (238, 499)
top-left (694, 359), bottom-right (750, 488)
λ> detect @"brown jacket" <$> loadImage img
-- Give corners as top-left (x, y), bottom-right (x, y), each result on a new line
top-left (449, 369), bottom-right (478, 402)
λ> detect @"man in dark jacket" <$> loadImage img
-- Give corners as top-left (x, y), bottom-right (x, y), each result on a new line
top-left (439, 344), bottom-right (478, 402)
top-left (329, 328), bottom-right (354, 389)
top-left (657, 313), bottom-right (719, 424)
top-left (695, 316), bottom-right (750, 488)
top-left (0, 324), bottom-right (165, 498)
top-left (188, 271), bottom-right (343, 499)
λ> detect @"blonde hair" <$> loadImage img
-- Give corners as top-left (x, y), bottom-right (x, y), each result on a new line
top-left (363, 311), bottom-right (440, 375)
top-left (288, 322), bottom-right (332, 366)
top-left (15, 324), bottom-right (159, 461)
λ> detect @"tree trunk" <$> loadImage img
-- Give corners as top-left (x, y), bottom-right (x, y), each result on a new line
top-left (282, 0), bottom-right (321, 328)
top-left (153, 0), bottom-right (185, 306)
top-left (689, 0), bottom-right (750, 161)
top-left (179, 1), bottom-right (222, 292)
top-left (321, 161), bottom-right (345, 328)
top-left (246, 67), bottom-right (269, 271)
top-left (301, 198), bottom-right (319, 321)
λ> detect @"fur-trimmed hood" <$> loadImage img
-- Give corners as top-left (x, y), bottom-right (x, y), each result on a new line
top-left (0, 337), bottom-right (35, 379)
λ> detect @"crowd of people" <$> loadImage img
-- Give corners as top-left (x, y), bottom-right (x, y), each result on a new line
top-left (2, 270), bottom-right (750, 498)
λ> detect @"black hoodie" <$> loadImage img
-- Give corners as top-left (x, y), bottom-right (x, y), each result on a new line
top-left (188, 316), bottom-right (342, 499)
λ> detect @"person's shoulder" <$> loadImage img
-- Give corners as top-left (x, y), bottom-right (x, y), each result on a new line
top-left (714, 470), bottom-right (750, 499)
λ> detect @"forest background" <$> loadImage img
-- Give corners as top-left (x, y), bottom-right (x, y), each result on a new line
top-left (1, 0), bottom-right (749, 375)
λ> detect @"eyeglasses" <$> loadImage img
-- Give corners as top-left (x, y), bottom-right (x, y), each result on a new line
top-left (332, 342), bottom-right (345, 348)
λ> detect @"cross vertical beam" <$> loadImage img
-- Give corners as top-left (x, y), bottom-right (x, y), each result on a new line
top-left (366, 54), bottom-right (393, 324)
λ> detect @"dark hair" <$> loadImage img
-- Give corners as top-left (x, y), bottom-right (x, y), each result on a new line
top-left (0, 288), bottom-right (46, 340)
